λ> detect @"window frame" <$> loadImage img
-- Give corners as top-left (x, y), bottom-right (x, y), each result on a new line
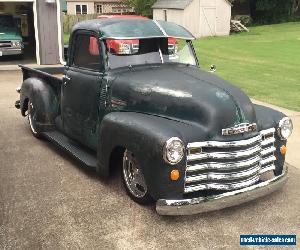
top-left (75, 4), bottom-right (88, 15)
top-left (69, 30), bottom-right (105, 72)
top-left (96, 4), bottom-right (103, 14)
top-left (81, 4), bottom-right (87, 15)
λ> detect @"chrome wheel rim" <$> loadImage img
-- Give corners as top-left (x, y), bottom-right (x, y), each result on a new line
top-left (28, 101), bottom-right (38, 135)
top-left (123, 150), bottom-right (147, 198)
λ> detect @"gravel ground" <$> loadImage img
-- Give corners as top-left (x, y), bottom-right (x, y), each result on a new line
top-left (0, 70), bottom-right (299, 250)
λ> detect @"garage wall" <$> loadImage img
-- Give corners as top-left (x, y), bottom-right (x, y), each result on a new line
top-left (36, 1), bottom-right (60, 64)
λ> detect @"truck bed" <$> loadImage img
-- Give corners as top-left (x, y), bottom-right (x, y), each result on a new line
top-left (19, 65), bottom-right (65, 90)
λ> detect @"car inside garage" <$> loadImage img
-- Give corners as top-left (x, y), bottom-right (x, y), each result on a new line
top-left (0, 1), bottom-right (37, 65)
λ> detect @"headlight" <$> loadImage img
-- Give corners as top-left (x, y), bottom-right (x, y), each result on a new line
top-left (11, 41), bottom-right (22, 48)
top-left (163, 137), bottom-right (185, 165)
top-left (278, 117), bottom-right (293, 140)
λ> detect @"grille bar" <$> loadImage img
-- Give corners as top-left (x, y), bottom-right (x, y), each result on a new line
top-left (261, 155), bottom-right (276, 166)
top-left (184, 128), bottom-right (277, 194)
top-left (187, 155), bottom-right (261, 172)
top-left (261, 146), bottom-right (276, 156)
top-left (188, 134), bottom-right (261, 149)
top-left (187, 144), bottom-right (261, 161)
top-left (186, 165), bottom-right (260, 183)
top-left (184, 175), bottom-right (260, 193)
top-left (260, 164), bottom-right (276, 174)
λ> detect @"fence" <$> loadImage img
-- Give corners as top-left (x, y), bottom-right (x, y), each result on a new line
top-left (63, 14), bottom-right (98, 33)
top-left (63, 13), bottom-right (135, 34)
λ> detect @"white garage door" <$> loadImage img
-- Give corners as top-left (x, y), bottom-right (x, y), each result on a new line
top-left (201, 7), bottom-right (217, 37)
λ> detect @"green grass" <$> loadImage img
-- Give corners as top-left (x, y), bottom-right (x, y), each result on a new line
top-left (64, 33), bottom-right (70, 45)
top-left (193, 22), bottom-right (300, 111)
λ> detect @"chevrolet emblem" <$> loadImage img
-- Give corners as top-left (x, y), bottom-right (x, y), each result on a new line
top-left (222, 123), bottom-right (257, 136)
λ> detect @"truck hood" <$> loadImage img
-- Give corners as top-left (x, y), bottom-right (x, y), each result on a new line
top-left (110, 64), bottom-right (257, 138)
top-left (0, 28), bottom-right (22, 41)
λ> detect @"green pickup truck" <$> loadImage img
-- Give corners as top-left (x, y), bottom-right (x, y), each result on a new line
top-left (0, 14), bottom-right (23, 57)
top-left (16, 18), bottom-right (293, 215)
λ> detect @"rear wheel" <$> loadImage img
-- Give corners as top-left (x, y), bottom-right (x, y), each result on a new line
top-left (122, 149), bottom-right (153, 204)
top-left (27, 100), bottom-right (41, 138)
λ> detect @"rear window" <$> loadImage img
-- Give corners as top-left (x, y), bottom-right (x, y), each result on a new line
top-left (72, 34), bottom-right (103, 71)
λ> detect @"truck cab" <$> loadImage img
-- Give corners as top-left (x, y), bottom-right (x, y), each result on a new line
top-left (16, 18), bottom-right (292, 215)
top-left (0, 14), bottom-right (23, 57)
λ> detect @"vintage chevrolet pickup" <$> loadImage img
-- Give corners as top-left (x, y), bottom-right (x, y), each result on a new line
top-left (15, 18), bottom-right (293, 215)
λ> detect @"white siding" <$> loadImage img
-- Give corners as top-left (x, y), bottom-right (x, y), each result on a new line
top-left (153, 0), bottom-right (231, 38)
top-left (183, 0), bottom-right (200, 37)
top-left (216, 0), bottom-right (231, 36)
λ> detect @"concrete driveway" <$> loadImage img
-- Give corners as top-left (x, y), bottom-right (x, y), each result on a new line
top-left (0, 71), bottom-right (299, 250)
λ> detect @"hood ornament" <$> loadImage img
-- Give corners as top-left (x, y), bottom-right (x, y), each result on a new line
top-left (222, 123), bottom-right (257, 136)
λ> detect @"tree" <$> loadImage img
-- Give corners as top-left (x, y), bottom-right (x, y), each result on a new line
top-left (122, 0), bottom-right (157, 17)
top-left (290, 0), bottom-right (300, 14)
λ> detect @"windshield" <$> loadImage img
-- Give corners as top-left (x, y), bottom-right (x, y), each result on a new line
top-left (105, 38), bottom-right (197, 69)
top-left (0, 15), bottom-right (15, 28)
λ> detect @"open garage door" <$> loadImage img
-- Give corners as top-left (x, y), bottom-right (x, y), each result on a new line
top-left (0, 1), bottom-right (37, 66)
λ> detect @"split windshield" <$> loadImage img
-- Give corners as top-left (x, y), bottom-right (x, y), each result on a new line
top-left (0, 15), bottom-right (15, 28)
top-left (105, 38), bottom-right (197, 69)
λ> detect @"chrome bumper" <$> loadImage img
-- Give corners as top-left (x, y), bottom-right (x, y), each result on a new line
top-left (0, 48), bottom-right (22, 56)
top-left (156, 170), bottom-right (288, 216)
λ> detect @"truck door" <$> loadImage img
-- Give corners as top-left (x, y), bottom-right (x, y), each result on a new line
top-left (62, 32), bottom-right (105, 150)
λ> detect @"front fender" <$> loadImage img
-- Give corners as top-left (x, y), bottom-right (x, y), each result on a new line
top-left (20, 77), bottom-right (59, 130)
top-left (97, 112), bottom-right (199, 200)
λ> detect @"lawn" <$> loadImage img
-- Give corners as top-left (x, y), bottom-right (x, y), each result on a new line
top-left (193, 22), bottom-right (300, 111)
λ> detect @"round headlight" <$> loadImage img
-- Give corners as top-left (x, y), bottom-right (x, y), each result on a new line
top-left (11, 41), bottom-right (22, 48)
top-left (163, 137), bottom-right (185, 165)
top-left (278, 117), bottom-right (293, 140)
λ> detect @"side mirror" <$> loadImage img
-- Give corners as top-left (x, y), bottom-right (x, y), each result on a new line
top-left (209, 64), bottom-right (216, 73)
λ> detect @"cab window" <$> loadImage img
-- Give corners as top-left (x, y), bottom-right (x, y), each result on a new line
top-left (72, 33), bottom-right (103, 71)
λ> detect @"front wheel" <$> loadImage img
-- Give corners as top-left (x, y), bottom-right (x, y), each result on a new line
top-left (28, 100), bottom-right (41, 138)
top-left (122, 149), bottom-right (154, 204)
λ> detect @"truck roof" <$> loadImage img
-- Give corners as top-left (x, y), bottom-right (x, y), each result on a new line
top-left (72, 18), bottom-right (194, 40)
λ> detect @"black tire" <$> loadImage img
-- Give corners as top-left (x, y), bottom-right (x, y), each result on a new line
top-left (27, 99), bottom-right (41, 138)
top-left (122, 149), bottom-right (154, 205)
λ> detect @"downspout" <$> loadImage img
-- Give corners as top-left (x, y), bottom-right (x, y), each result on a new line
top-left (56, 0), bottom-right (66, 65)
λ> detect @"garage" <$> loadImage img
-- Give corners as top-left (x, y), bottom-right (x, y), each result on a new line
top-left (0, 0), bottom-right (64, 66)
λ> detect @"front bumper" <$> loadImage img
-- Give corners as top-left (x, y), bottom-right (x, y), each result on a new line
top-left (0, 48), bottom-right (23, 56)
top-left (156, 169), bottom-right (288, 216)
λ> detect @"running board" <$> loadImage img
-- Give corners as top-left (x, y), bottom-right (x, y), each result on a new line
top-left (42, 131), bottom-right (97, 169)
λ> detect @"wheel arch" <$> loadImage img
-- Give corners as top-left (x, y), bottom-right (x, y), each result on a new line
top-left (20, 77), bottom-right (59, 131)
top-left (96, 111), bottom-right (192, 200)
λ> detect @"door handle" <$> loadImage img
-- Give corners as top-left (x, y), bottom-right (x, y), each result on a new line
top-left (64, 75), bottom-right (71, 81)
top-left (63, 75), bottom-right (71, 86)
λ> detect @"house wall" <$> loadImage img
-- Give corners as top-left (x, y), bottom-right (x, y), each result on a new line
top-left (67, 1), bottom-right (94, 14)
top-left (95, 2), bottom-right (133, 14)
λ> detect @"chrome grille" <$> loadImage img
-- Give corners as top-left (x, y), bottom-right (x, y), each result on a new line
top-left (0, 41), bottom-right (12, 48)
top-left (184, 128), bottom-right (276, 194)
